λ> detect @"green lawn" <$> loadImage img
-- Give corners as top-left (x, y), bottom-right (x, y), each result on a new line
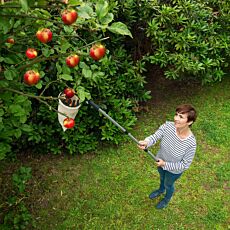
top-left (1, 77), bottom-right (230, 229)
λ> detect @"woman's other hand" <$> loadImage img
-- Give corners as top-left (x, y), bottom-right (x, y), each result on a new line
top-left (156, 159), bottom-right (166, 167)
top-left (138, 140), bottom-right (148, 150)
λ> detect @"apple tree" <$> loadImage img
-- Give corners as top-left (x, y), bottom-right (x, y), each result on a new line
top-left (0, 0), bottom-right (150, 160)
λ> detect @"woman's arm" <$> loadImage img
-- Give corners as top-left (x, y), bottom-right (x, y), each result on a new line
top-left (138, 123), bottom-right (166, 150)
top-left (144, 123), bottom-right (166, 148)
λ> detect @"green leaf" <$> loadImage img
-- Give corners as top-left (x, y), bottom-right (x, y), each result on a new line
top-left (35, 81), bottom-right (43, 89)
top-left (21, 124), bottom-right (33, 132)
top-left (108, 22), bottom-right (133, 38)
top-left (3, 57), bottom-right (17, 64)
top-left (78, 5), bottom-right (94, 19)
top-left (82, 68), bottom-right (92, 79)
top-left (56, 62), bottom-right (62, 74)
top-left (60, 40), bottom-right (71, 53)
top-left (76, 86), bottom-right (91, 102)
top-left (19, 114), bottom-right (27, 123)
top-left (13, 19), bottom-right (22, 29)
top-left (63, 26), bottom-right (74, 34)
top-left (0, 17), bottom-right (11, 34)
top-left (9, 105), bottom-right (25, 116)
top-left (0, 143), bottom-right (11, 160)
top-left (9, 19), bottom-right (15, 29)
top-left (0, 80), bottom-right (9, 88)
top-left (62, 65), bottom-right (71, 75)
top-left (14, 95), bottom-right (28, 104)
top-left (0, 128), bottom-right (14, 140)
top-left (79, 62), bottom-right (89, 69)
top-left (36, 9), bottom-right (51, 17)
top-left (59, 74), bottom-right (73, 81)
top-left (42, 48), bottom-right (54, 57)
top-left (92, 71), bottom-right (105, 82)
top-left (0, 108), bottom-right (4, 117)
top-left (4, 69), bottom-right (18, 80)
top-left (68, 0), bottom-right (82, 5)
top-left (19, 0), bottom-right (29, 12)
top-left (100, 13), bottom-right (114, 25)
top-left (96, 1), bottom-right (109, 20)
top-left (14, 129), bottom-right (22, 138)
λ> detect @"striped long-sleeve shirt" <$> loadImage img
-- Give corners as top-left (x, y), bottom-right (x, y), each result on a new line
top-left (145, 121), bottom-right (197, 174)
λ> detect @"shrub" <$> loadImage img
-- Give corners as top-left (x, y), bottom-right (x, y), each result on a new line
top-left (145, 0), bottom-right (230, 83)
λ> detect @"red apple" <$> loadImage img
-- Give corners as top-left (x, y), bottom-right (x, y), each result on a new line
top-left (64, 88), bottom-right (75, 98)
top-left (63, 117), bottom-right (75, 129)
top-left (6, 37), bottom-right (15, 44)
top-left (90, 44), bottom-right (106, 61)
top-left (61, 9), bottom-right (78, 25)
top-left (66, 54), bottom-right (80, 68)
top-left (24, 70), bottom-right (40, 85)
top-left (36, 28), bottom-right (52, 43)
top-left (26, 48), bottom-right (38, 59)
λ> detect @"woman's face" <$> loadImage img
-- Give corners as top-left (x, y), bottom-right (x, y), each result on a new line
top-left (174, 112), bottom-right (191, 129)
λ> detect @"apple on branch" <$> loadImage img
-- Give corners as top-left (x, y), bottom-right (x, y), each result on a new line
top-left (66, 54), bottom-right (80, 68)
top-left (90, 44), bottom-right (106, 61)
top-left (61, 9), bottom-right (78, 25)
top-left (63, 117), bottom-right (75, 129)
top-left (24, 70), bottom-right (40, 86)
top-left (6, 37), bottom-right (15, 44)
top-left (64, 88), bottom-right (75, 98)
top-left (26, 48), bottom-right (38, 59)
top-left (36, 28), bottom-right (52, 43)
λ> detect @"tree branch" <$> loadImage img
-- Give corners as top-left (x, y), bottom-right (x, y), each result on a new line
top-left (18, 36), bottom-right (110, 71)
top-left (0, 13), bottom-right (62, 24)
top-left (2, 87), bottom-right (69, 118)
top-left (3, 87), bottom-right (61, 100)
top-left (39, 80), bottom-right (60, 96)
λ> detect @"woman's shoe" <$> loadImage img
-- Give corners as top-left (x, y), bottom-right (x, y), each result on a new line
top-left (149, 189), bottom-right (164, 199)
top-left (156, 198), bottom-right (170, 209)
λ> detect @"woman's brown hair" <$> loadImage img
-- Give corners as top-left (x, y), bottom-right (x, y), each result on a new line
top-left (176, 104), bottom-right (197, 125)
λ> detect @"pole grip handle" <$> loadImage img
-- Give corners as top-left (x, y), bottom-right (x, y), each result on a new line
top-left (87, 100), bottom-right (100, 110)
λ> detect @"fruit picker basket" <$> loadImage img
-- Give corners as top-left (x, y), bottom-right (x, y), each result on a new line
top-left (58, 90), bottom-right (81, 131)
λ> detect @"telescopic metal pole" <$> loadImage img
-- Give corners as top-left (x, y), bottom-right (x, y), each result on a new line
top-left (86, 100), bottom-right (158, 162)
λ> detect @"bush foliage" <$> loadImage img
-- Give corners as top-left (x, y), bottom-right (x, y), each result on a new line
top-left (145, 0), bottom-right (230, 83)
top-left (108, 0), bottom-right (230, 83)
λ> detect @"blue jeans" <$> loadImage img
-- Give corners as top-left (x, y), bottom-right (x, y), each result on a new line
top-left (157, 167), bottom-right (182, 200)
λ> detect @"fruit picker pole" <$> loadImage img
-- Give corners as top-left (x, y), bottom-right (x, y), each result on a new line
top-left (86, 100), bottom-right (158, 162)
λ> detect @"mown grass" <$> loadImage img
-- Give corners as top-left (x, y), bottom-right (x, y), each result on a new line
top-left (1, 76), bottom-right (230, 229)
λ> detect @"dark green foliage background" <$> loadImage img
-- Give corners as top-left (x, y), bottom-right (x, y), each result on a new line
top-left (109, 0), bottom-right (230, 83)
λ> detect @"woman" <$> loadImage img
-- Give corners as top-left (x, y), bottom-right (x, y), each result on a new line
top-left (138, 104), bottom-right (197, 209)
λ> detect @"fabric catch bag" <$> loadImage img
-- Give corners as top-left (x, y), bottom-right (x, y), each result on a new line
top-left (58, 94), bottom-right (81, 131)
